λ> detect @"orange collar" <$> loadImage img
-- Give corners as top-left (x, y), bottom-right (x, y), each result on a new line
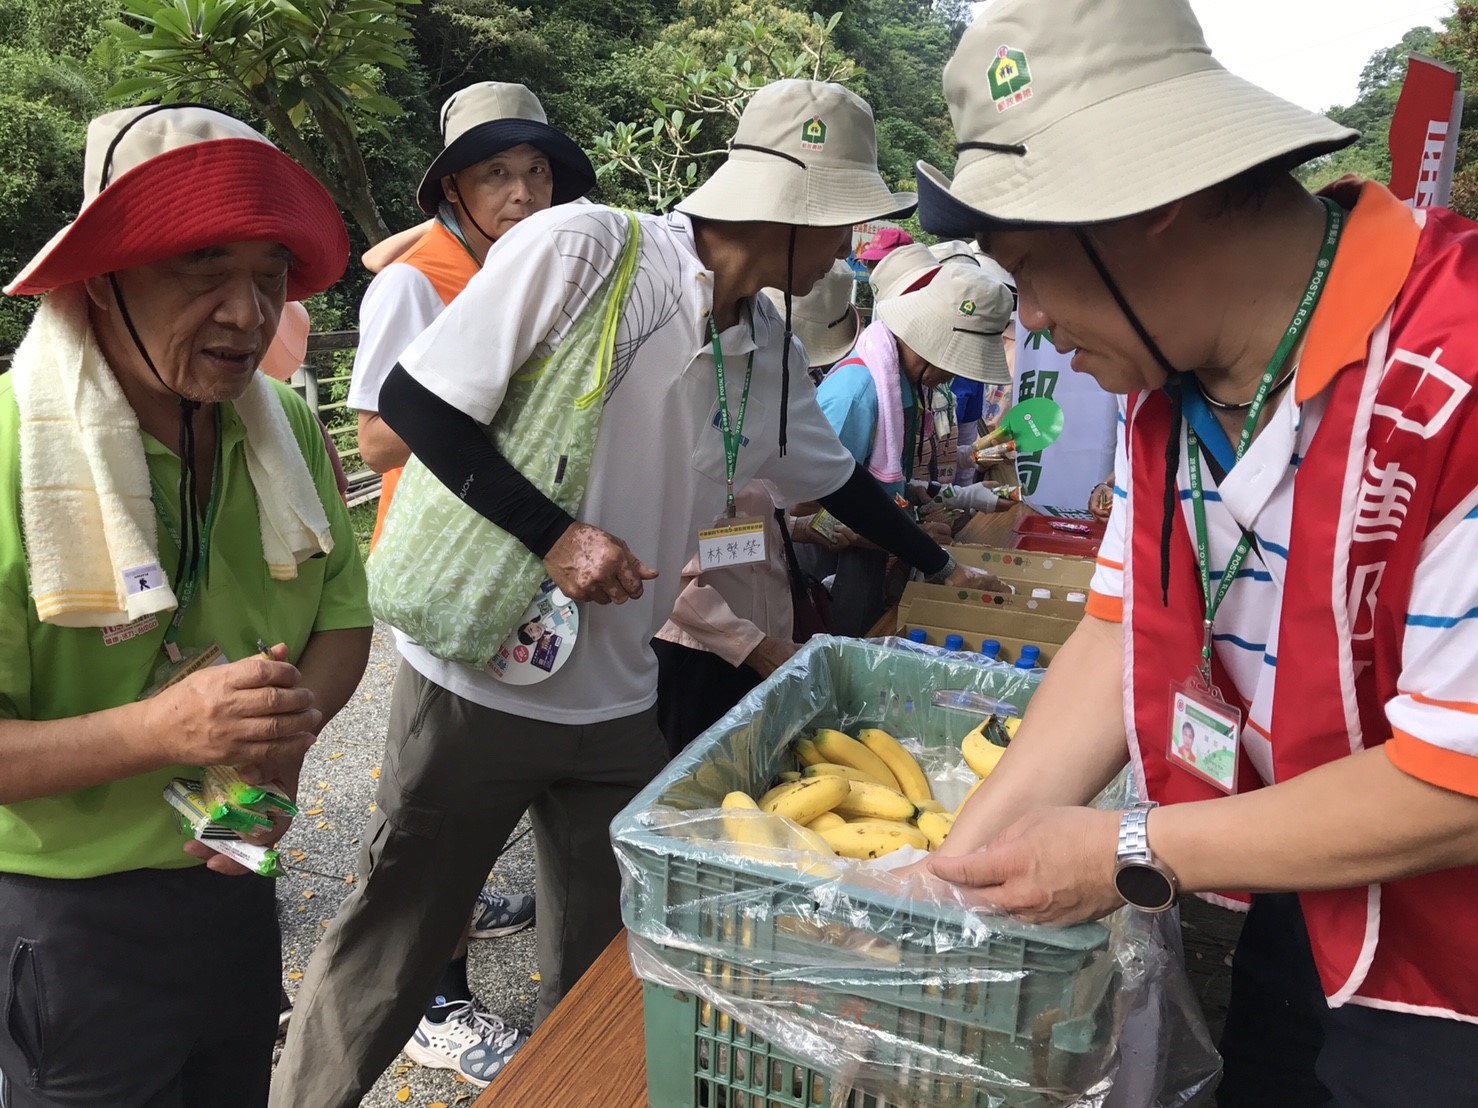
top-left (1296, 180), bottom-right (1421, 404)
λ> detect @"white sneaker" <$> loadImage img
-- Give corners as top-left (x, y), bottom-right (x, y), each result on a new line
top-left (403, 999), bottom-right (525, 1087)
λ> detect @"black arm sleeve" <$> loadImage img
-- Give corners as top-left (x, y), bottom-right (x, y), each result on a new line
top-left (818, 463), bottom-right (950, 577)
top-left (378, 364), bottom-right (575, 558)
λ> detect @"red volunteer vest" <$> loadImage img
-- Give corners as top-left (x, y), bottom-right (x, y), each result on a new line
top-left (1126, 201), bottom-right (1478, 1017)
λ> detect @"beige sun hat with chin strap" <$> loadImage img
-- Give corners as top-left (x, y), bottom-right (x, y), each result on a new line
top-left (877, 264), bottom-right (1013, 384)
top-left (678, 80), bottom-right (916, 226)
top-left (762, 260), bottom-right (860, 368)
top-left (916, 0), bottom-right (1358, 236)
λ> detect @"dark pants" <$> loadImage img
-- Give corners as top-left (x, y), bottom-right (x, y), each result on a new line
top-left (796, 546), bottom-right (888, 638)
top-left (0, 866), bottom-right (278, 1108)
top-left (271, 663), bottom-right (671, 1108)
top-left (653, 638), bottom-right (764, 757)
top-left (1217, 893), bottom-right (1478, 1108)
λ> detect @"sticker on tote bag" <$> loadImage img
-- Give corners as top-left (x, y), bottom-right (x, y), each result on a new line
top-left (487, 580), bottom-right (580, 685)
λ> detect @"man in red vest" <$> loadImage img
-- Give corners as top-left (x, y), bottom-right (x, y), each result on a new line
top-left (334, 81), bottom-right (595, 1086)
top-left (919, 2), bottom-right (1478, 1105)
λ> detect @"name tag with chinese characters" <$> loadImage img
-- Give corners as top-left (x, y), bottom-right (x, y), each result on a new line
top-left (697, 517), bottom-right (768, 569)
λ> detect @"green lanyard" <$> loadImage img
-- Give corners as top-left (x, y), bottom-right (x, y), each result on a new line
top-left (1186, 196), bottom-right (1344, 687)
top-left (709, 316), bottom-right (755, 517)
top-left (150, 408), bottom-right (224, 660)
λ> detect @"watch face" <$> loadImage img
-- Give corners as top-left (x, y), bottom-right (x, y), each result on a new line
top-left (1115, 863), bottom-right (1175, 910)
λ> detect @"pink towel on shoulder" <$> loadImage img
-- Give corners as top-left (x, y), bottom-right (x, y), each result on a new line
top-left (850, 320), bottom-right (907, 485)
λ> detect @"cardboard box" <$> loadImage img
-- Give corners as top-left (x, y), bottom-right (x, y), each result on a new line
top-left (952, 545), bottom-right (1097, 596)
top-left (893, 579), bottom-right (1088, 666)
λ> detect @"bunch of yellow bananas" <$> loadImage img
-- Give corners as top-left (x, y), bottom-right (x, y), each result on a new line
top-left (710, 716), bottom-right (1024, 865)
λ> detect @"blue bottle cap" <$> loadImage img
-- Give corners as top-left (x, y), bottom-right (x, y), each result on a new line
top-left (1014, 656), bottom-right (1035, 669)
top-left (944, 634), bottom-right (965, 651)
top-left (907, 628), bottom-right (928, 643)
top-left (980, 639), bottom-right (1001, 658)
top-left (1020, 644), bottom-right (1041, 662)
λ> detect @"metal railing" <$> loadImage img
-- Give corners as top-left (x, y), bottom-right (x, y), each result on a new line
top-left (290, 331), bottom-right (381, 508)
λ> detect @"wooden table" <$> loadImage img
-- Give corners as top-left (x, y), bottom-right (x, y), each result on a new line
top-left (477, 931), bottom-right (647, 1107)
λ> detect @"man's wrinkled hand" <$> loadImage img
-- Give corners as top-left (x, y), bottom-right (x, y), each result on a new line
top-left (927, 806), bottom-right (1123, 924)
top-left (945, 562), bottom-right (1009, 593)
top-left (148, 651), bottom-right (320, 771)
top-left (543, 522), bottom-right (658, 604)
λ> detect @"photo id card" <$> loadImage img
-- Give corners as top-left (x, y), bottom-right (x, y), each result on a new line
top-left (1168, 677), bottom-right (1241, 794)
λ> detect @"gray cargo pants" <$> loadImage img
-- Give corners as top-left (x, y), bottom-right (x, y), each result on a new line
top-left (270, 663), bottom-right (669, 1108)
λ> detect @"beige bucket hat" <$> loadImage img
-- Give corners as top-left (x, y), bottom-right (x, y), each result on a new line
top-left (869, 242), bottom-right (941, 302)
top-left (877, 264), bottom-right (1013, 384)
top-left (928, 240), bottom-right (981, 267)
top-left (417, 81), bottom-right (595, 213)
top-left (762, 260), bottom-right (860, 367)
top-left (916, 0), bottom-right (1358, 235)
top-left (678, 80), bottom-right (915, 225)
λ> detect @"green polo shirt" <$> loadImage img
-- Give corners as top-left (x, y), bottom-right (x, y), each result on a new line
top-left (0, 374), bottom-right (371, 878)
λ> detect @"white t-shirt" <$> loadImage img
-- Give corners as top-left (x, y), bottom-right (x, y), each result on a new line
top-left (398, 205), bottom-right (857, 723)
top-left (347, 263), bottom-right (448, 414)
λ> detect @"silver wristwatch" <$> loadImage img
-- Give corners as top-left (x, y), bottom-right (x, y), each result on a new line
top-left (1113, 802), bottom-right (1178, 912)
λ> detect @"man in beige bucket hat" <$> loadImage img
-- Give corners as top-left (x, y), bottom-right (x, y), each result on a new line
top-left (920, 2), bottom-right (1478, 1105)
top-left (277, 81), bottom-right (595, 1096)
top-left (274, 77), bottom-right (1004, 1108)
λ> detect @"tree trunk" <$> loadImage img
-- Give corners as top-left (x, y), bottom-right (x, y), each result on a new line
top-left (251, 89), bottom-right (390, 245)
top-left (307, 77), bottom-right (391, 245)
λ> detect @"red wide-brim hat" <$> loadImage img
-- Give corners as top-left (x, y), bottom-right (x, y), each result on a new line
top-left (6, 138), bottom-right (348, 300)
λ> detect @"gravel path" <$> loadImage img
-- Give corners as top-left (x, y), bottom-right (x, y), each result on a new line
top-left (271, 623), bottom-right (538, 1107)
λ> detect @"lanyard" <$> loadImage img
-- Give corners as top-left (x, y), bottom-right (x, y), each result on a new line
top-left (709, 316), bottom-right (755, 517)
top-left (150, 408), bottom-right (223, 659)
top-left (1186, 196), bottom-right (1343, 686)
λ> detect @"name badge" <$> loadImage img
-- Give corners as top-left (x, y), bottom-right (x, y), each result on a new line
top-left (1168, 678), bottom-right (1241, 794)
top-left (697, 517), bottom-right (767, 569)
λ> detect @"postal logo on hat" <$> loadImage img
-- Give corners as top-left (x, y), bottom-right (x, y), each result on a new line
top-left (959, 299), bottom-right (976, 316)
top-left (989, 45), bottom-right (1033, 113)
top-left (800, 116), bottom-right (828, 151)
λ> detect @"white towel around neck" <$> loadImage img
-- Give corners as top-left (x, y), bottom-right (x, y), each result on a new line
top-left (11, 284), bottom-right (333, 628)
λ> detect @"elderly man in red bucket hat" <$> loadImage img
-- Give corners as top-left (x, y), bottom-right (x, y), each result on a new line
top-left (0, 104), bottom-right (371, 1107)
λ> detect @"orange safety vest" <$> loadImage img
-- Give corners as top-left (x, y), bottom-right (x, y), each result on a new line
top-left (369, 222), bottom-right (480, 549)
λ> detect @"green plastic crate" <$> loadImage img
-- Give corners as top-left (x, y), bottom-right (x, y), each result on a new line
top-left (615, 638), bottom-right (1124, 1108)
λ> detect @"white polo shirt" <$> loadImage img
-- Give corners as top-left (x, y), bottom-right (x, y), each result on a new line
top-left (398, 205), bottom-right (857, 723)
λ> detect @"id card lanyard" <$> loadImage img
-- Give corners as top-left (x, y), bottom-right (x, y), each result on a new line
top-left (151, 408), bottom-right (224, 664)
top-left (709, 316), bottom-right (755, 518)
top-left (1185, 196), bottom-right (1344, 691)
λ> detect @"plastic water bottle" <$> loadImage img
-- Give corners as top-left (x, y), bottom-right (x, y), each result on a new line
top-left (907, 628), bottom-right (928, 644)
top-left (980, 639), bottom-right (1002, 660)
top-left (944, 633), bottom-right (965, 651)
top-left (1015, 644), bottom-right (1042, 670)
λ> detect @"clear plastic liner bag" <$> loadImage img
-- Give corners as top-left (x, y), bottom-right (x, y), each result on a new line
top-left (613, 636), bottom-right (1220, 1107)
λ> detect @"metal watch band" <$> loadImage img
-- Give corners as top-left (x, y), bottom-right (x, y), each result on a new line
top-left (923, 550), bottom-right (958, 585)
top-left (1117, 807), bottom-right (1152, 861)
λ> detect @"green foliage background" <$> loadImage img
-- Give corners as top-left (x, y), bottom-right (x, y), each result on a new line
top-left (5, 0), bottom-right (1478, 360)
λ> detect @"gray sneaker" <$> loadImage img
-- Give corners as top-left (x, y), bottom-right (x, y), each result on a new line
top-left (469, 889), bottom-right (535, 939)
top-left (403, 1000), bottom-right (524, 1088)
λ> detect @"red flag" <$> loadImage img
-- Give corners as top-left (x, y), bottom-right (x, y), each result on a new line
top-left (1388, 54), bottom-right (1464, 208)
